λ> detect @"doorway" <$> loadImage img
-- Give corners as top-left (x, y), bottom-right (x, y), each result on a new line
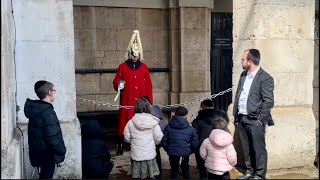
top-left (210, 12), bottom-right (233, 111)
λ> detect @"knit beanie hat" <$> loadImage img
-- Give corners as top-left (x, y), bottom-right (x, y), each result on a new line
top-left (175, 106), bottom-right (188, 116)
top-left (202, 99), bottom-right (213, 108)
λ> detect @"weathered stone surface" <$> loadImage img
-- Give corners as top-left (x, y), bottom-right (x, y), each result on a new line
top-left (73, 6), bottom-right (82, 29)
top-left (151, 73), bottom-right (170, 92)
top-left (95, 51), bottom-right (124, 69)
top-left (81, 6), bottom-right (94, 28)
top-left (153, 92), bottom-right (169, 106)
top-left (169, 8), bottom-right (179, 30)
top-left (76, 95), bottom-right (96, 112)
top-left (138, 29), bottom-right (154, 51)
top-left (75, 50), bottom-right (95, 69)
top-left (95, 50), bottom-right (105, 58)
top-left (234, 2), bottom-right (314, 41)
top-left (144, 51), bottom-right (168, 68)
top-left (266, 107), bottom-right (316, 169)
top-left (181, 71), bottom-right (210, 92)
top-left (169, 29), bottom-right (179, 51)
top-left (182, 8), bottom-right (206, 29)
top-left (76, 74), bottom-right (100, 94)
top-left (105, 8), bottom-right (136, 29)
top-left (75, 29), bottom-right (93, 50)
top-left (99, 73), bottom-right (117, 94)
top-left (256, 40), bottom-right (314, 74)
top-left (313, 88), bottom-right (319, 121)
top-left (274, 73), bottom-right (313, 106)
top-left (181, 50), bottom-right (208, 71)
top-left (1, 138), bottom-right (22, 179)
top-left (1, 0), bottom-right (20, 178)
top-left (95, 94), bottom-right (119, 111)
top-left (154, 30), bottom-right (169, 51)
top-left (183, 28), bottom-right (207, 50)
top-left (94, 7), bottom-right (105, 28)
top-left (95, 29), bottom-right (117, 51)
top-left (140, 9), bottom-right (168, 30)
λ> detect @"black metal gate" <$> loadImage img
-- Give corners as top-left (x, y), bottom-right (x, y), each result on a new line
top-left (210, 12), bottom-right (233, 111)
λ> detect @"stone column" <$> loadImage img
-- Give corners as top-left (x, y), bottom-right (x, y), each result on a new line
top-left (14, 0), bottom-right (81, 178)
top-left (169, 0), bottom-right (213, 121)
top-left (1, 0), bottom-right (23, 178)
top-left (231, 0), bottom-right (316, 169)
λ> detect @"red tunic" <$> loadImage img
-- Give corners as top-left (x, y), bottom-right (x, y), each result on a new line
top-left (113, 61), bottom-right (153, 135)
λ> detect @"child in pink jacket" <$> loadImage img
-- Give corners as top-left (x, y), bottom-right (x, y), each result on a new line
top-left (200, 117), bottom-right (237, 180)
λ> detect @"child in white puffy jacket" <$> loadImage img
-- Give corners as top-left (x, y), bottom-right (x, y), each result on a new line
top-left (124, 97), bottom-right (164, 179)
top-left (200, 117), bottom-right (237, 180)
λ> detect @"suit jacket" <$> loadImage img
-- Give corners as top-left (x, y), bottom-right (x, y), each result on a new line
top-left (233, 68), bottom-right (274, 126)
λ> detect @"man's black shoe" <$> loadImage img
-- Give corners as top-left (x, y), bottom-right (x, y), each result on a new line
top-left (249, 175), bottom-right (263, 179)
top-left (236, 173), bottom-right (254, 179)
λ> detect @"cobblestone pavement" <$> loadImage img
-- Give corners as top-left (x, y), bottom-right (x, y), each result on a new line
top-left (108, 148), bottom-right (319, 179)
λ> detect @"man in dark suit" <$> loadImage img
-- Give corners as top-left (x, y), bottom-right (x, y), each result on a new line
top-left (233, 49), bottom-right (274, 179)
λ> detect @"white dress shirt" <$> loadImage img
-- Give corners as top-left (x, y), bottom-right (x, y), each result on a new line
top-left (238, 66), bottom-right (260, 115)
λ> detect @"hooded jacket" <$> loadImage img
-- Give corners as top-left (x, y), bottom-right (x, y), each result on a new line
top-left (192, 109), bottom-right (230, 146)
top-left (124, 113), bottom-right (163, 161)
top-left (161, 116), bottom-right (199, 156)
top-left (150, 105), bottom-right (167, 131)
top-left (81, 120), bottom-right (113, 179)
top-left (200, 129), bottom-right (237, 172)
top-left (24, 98), bottom-right (66, 167)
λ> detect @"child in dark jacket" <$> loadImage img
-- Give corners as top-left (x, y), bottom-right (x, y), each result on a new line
top-left (191, 99), bottom-right (230, 179)
top-left (81, 119), bottom-right (114, 179)
top-left (24, 80), bottom-right (66, 179)
top-left (161, 106), bottom-right (199, 179)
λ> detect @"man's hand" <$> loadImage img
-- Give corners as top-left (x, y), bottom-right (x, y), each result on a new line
top-left (232, 116), bottom-right (238, 127)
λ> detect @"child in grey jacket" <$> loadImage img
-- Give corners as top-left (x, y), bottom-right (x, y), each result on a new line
top-left (150, 105), bottom-right (167, 179)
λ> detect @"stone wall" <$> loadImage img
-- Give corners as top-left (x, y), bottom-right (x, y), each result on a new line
top-left (314, 0), bottom-right (319, 153)
top-left (13, 0), bottom-right (81, 178)
top-left (231, 0), bottom-right (316, 169)
top-left (1, 0), bottom-right (23, 178)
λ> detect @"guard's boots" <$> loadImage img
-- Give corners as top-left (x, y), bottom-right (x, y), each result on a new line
top-left (116, 143), bottom-right (123, 156)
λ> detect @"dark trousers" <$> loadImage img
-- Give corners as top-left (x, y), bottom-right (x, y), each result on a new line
top-left (207, 171), bottom-right (230, 180)
top-left (117, 135), bottom-right (124, 144)
top-left (238, 115), bottom-right (267, 178)
top-left (195, 150), bottom-right (207, 179)
top-left (169, 155), bottom-right (190, 179)
top-left (155, 145), bottom-right (162, 177)
top-left (38, 162), bottom-right (55, 179)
